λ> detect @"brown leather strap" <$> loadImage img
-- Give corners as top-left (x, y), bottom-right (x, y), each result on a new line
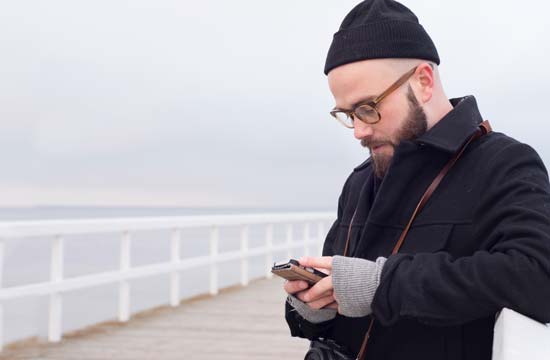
top-left (390, 120), bottom-right (491, 255)
top-left (343, 207), bottom-right (359, 257)
top-left (351, 120), bottom-right (492, 360)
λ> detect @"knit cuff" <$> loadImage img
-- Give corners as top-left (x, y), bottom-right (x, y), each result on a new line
top-left (286, 295), bottom-right (338, 324)
top-left (332, 255), bottom-right (387, 317)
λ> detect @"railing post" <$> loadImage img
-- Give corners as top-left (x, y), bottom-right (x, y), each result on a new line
top-left (286, 224), bottom-right (293, 260)
top-left (170, 229), bottom-right (181, 307)
top-left (118, 231), bottom-right (131, 322)
top-left (317, 221), bottom-right (325, 256)
top-left (0, 239), bottom-right (4, 351)
top-left (265, 224), bottom-right (274, 279)
top-left (48, 235), bottom-right (63, 343)
top-left (303, 222), bottom-right (310, 257)
top-left (240, 225), bottom-right (249, 286)
top-left (209, 226), bottom-right (219, 295)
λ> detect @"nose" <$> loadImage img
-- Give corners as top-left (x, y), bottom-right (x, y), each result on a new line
top-left (353, 119), bottom-right (374, 140)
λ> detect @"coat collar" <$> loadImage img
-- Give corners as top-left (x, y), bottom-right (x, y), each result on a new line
top-left (415, 95), bottom-right (484, 153)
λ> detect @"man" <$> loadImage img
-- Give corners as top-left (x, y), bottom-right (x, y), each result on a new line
top-left (283, 0), bottom-right (550, 359)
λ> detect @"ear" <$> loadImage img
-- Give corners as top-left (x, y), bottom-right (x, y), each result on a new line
top-left (413, 62), bottom-right (434, 103)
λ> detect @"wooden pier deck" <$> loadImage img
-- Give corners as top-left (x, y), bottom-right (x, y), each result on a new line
top-left (1, 278), bottom-right (309, 359)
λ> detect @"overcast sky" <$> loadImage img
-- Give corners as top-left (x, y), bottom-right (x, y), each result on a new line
top-left (0, 0), bottom-right (548, 209)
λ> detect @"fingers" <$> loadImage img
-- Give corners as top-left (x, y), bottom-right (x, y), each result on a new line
top-left (298, 256), bottom-right (333, 271)
top-left (324, 301), bottom-right (338, 310)
top-left (296, 288), bottom-right (333, 303)
top-left (300, 276), bottom-right (333, 303)
top-left (303, 294), bottom-right (337, 310)
top-left (283, 279), bottom-right (309, 295)
top-left (288, 281), bottom-right (338, 312)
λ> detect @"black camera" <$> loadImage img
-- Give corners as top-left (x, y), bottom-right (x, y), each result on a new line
top-left (304, 338), bottom-right (354, 360)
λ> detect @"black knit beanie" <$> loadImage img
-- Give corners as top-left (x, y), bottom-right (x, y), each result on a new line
top-left (324, 0), bottom-right (440, 75)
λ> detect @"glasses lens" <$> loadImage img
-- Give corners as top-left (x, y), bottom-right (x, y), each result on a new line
top-left (332, 111), bottom-right (354, 128)
top-left (355, 104), bottom-right (379, 124)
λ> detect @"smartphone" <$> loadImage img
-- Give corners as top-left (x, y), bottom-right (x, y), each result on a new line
top-left (271, 259), bottom-right (328, 284)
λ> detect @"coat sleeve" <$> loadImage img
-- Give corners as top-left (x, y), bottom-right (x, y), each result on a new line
top-left (284, 175), bottom-right (351, 339)
top-left (371, 142), bottom-right (550, 326)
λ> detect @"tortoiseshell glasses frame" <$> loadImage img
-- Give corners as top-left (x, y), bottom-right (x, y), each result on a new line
top-left (330, 66), bottom-right (418, 128)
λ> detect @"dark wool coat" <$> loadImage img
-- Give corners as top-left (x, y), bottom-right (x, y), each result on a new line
top-left (285, 96), bottom-right (550, 360)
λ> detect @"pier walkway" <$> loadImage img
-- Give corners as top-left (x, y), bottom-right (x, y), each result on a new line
top-left (0, 278), bottom-right (308, 360)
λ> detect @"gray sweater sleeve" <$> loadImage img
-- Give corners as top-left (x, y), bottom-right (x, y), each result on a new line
top-left (332, 255), bottom-right (387, 318)
top-left (286, 294), bottom-right (338, 324)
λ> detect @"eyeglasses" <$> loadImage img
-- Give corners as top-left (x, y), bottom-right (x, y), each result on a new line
top-left (330, 66), bottom-right (418, 128)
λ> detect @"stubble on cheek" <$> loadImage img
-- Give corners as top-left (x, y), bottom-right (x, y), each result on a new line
top-left (361, 86), bottom-right (428, 178)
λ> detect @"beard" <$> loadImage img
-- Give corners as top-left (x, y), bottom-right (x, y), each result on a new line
top-left (361, 85), bottom-right (428, 178)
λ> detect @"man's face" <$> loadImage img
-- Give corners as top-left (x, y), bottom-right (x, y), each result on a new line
top-left (328, 59), bottom-right (428, 178)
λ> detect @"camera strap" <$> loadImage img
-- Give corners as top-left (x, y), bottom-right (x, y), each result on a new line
top-left (342, 120), bottom-right (492, 360)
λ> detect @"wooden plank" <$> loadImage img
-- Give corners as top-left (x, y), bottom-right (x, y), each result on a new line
top-left (0, 278), bottom-right (310, 359)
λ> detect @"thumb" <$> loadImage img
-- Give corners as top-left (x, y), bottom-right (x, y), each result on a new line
top-left (298, 256), bottom-right (333, 270)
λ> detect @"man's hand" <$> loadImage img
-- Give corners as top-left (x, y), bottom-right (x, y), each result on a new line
top-left (283, 256), bottom-right (339, 310)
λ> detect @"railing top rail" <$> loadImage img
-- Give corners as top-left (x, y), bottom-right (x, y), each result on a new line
top-left (0, 212), bottom-right (335, 238)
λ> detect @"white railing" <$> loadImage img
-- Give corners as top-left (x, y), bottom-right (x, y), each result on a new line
top-left (0, 212), bottom-right (334, 351)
